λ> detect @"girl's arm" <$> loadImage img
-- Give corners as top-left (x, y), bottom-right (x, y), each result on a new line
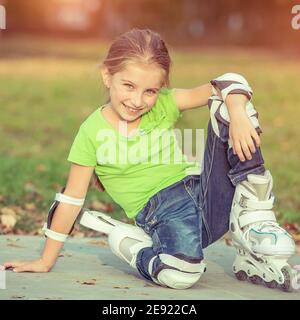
top-left (226, 94), bottom-right (261, 162)
top-left (3, 163), bottom-right (95, 272)
top-left (173, 73), bottom-right (260, 162)
top-left (173, 83), bottom-right (214, 111)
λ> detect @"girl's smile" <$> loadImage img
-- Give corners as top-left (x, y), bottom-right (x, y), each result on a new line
top-left (101, 62), bottom-right (166, 123)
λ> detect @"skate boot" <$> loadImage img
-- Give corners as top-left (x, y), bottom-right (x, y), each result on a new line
top-left (78, 209), bottom-right (130, 235)
top-left (78, 209), bottom-right (153, 269)
top-left (230, 170), bottom-right (296, 291)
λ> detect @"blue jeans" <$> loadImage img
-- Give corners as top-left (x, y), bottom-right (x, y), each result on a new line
top-left (134, 118), bottom-right (265, 282)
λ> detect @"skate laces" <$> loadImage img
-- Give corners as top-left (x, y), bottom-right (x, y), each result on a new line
top-left (248, 221), bottom-right (291, 243)
top-left (243, 221), bottom-right (285, 243)
top-left (256, 221), bottom-right (284, 233)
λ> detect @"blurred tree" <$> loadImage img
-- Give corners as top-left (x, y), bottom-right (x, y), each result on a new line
top-left (3, 0), bottom-right (300, 49)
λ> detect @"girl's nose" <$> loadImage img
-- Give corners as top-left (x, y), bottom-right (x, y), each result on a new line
top-left (132, 93), bottom-right (144, 109)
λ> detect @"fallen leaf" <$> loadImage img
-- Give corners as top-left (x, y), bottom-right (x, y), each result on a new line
top-left (87, 239), bottom-right (108, 246)
top-left (6, 243), bottom-right (25, 248)
top-left (77, 279), bottom-right (97, 285)
top-left (292, 234), bottom-right (300, 243)
top-left (0, 214), bottom-right (17, 229)
top-left (284, 222), bottom-right (300, 233)
top-left (222, 232), bottom-right (233, 246)
top-left (73, 232), bottom-right (85, 238)
top-left (143, 283), bottom-right (157, 288)
top-left (0, 207), bottom-right (17, 216)
top-left (10, 296), bottom-right (25, 299)
top-left (6, 238), bottom-right (20, 242)
top-left (24, 203), bottom-right (37, 211)
top-left (113, 286), bottom-right (129, 289)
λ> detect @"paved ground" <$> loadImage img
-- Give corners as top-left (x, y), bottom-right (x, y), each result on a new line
top-left (0, 235), bottom-right (299, 300)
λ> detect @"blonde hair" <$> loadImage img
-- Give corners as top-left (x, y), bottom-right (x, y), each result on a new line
top-left (102, 28), bottom-right (171, 86)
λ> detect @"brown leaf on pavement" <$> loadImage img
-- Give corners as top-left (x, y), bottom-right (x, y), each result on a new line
top-left (77, 279), bottom-right (97, 285)
top-left (6, 243), bottom-right (25, 248)
top-left (87, 239), bottom-right (108, 246)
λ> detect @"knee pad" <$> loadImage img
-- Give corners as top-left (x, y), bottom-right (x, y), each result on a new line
top-left (151, 254), bottom-right (206, 290)
top-left (108, 225), bottom-right (152, 268)
top-left (209, 97), bottom-right (261, 141)
top-left (211, 72), bottom-right (253, 101)
top-left (209, 72), bottom-right (260, 142)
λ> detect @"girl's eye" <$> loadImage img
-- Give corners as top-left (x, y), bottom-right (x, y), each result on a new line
top-left (124, 83), bottom-right (134, 89)
top-left (146, 90), bottom-right (157, 95)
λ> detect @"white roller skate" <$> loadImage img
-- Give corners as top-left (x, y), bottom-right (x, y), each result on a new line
top-left (78, 209), bottom-right (130, 235)
top-left (78, 209), bottom-right (153, 269)
top-left (230, 170), bottom-right (296, 291)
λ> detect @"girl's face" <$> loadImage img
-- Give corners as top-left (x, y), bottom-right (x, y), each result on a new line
top-left (102, 61), bottom-right (166, 123)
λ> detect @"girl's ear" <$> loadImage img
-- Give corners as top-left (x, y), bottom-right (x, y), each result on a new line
top-left (100, 67), bottom-right (112, 89)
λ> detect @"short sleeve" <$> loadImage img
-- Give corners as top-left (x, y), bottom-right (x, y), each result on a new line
top-left (159, 87), bottom-right (182, 125)
top-left (67, 124), bottom-right (97, 167)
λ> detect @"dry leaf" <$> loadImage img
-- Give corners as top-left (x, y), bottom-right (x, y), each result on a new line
top-left (143, 283), bottom-right (157, 288)
top-left (24, 203), bottom-right (37, 211)
top-left (77, 279), bottom-right (97, 285)
top-left (0, 207), bottom-right (17, 216)
top-left (292, 234), bottom-right (300, 242)
top-left (6, 243), bottom-right (24, 248)
top-left (113, 286), bottom-right (129, 289)
top-left (284, 222), bottom-right (300, 233)
top-left (0, 214), bottom-right (17, 229)
top-left (73, 232), bottom-right (85, 238)
top-left (222, 232), bottom-right (233, 246)
top-left (87, 239), bottom-right (108, 247)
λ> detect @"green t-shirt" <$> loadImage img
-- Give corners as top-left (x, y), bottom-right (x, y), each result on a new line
top-left (67, 88), bottom-right (200, 218)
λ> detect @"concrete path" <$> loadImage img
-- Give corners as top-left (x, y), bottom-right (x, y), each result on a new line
top-left (0, 235), bottom-right (299, 300)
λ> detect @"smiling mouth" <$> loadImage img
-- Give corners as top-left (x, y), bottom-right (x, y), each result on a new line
top-left (123, 103), bottom-right (141, 114)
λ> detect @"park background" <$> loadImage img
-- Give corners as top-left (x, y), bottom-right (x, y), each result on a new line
top-left (0, 0), bottom-right (299, 244)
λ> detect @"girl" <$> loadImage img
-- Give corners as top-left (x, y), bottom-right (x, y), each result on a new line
top-left (2, 29), bottom-right (295, 290)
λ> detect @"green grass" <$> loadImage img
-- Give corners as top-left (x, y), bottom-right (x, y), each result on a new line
top-left (0, 36), bottom-right (300, 233)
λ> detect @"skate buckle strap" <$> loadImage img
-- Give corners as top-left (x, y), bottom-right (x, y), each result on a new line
top-left (238, 194), bottom-right (274, 210)
top-left (239, 210), bottom-right (277, 229)
top-left (42, 223), bottom-right (68, 242)
top-left (55, 193), bottom-right (85, 206)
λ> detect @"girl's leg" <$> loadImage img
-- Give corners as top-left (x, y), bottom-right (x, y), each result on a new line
top-left (133, 177), bottom-right (206, 289)
top-left (198, 97), bottom-right (295, 289)
top-left (198, 117), bottom-right (265, 248)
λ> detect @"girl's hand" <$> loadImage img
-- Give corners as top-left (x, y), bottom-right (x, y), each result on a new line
top-left (229, 113), bottom-right (261, 162)
top-left (2, 258), bottom-right (52, 273)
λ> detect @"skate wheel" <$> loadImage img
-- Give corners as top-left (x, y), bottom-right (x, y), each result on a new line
top-left (249, 275), bottom-right (262, 285)
top-left (280, 266), bottom-right (294, 292)
top-left (264, 280), bottom-right (277, 289)
top-left (235, 271), bottom-right (247, 281)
